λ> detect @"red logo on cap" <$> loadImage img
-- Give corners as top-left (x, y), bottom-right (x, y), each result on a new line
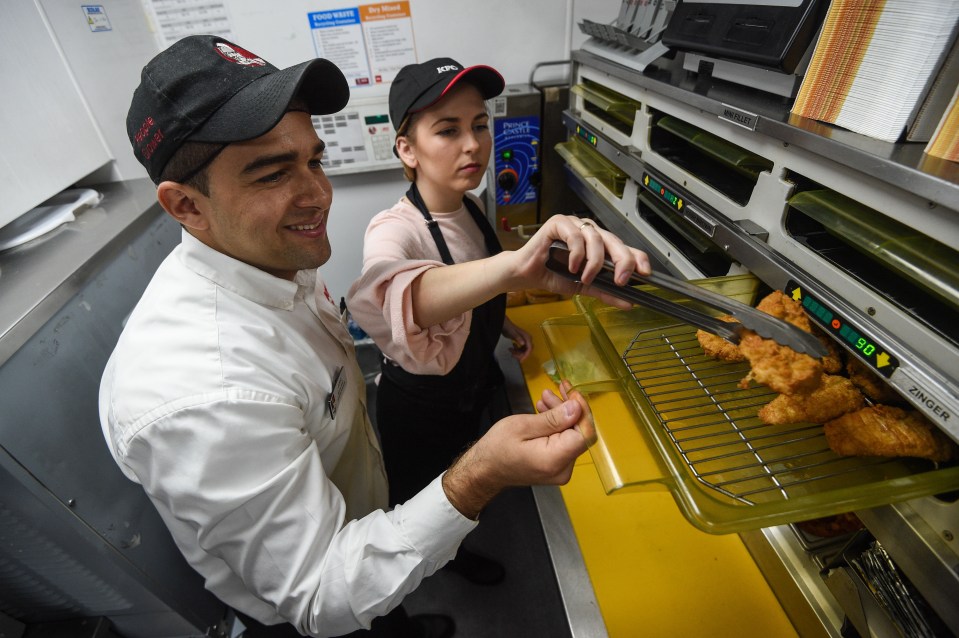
top-left (214, 42), bottom-right (266, 66)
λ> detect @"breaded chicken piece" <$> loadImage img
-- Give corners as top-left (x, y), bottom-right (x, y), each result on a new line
top-left (758, 374), bottom-right (865, 424)
top-left (738, 331), bottom-right (823, 395)
top-left (795, 512), bottom-right (864, 538)
top-left (757, 291), bottom-right (842, 372)
top-left (824, 405), bottom-right (957, 463)
top-left (756, 290), bottom-right (813, 332)
top-left (846, 357), bottom-right (901, 403)
top-left (817, 331), bottom-right (844, 374)
top-left (696, 314), bottom-right (745, 362)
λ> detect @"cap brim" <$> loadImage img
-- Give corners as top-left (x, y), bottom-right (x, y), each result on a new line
top-left (407, 65), bottom-right (505, 116)
top-left (191, 58), bottom-right (349, 143)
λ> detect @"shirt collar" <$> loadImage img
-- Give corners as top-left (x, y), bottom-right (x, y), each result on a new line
top-left (177, 229), bottom-right (311, 310)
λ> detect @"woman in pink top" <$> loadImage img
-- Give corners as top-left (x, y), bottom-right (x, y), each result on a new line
top-left (346, 58), bottom-right (650, 586)
top-left (348, 58), bottom-right (519, 585)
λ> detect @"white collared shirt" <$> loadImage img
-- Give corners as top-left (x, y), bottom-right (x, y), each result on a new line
top-left (99, 230), bottom-right (476, 635)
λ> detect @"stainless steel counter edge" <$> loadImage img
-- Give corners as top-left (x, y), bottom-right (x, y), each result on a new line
top-left (0, 178), bottom-right (162, 366)
top-left (495, 341), bottom-right (610, 638)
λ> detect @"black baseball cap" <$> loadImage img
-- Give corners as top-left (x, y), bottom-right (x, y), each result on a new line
top-left (388, 57), bottom-right (505, 133)
top-left (127, 35), bottom-right (349, 183)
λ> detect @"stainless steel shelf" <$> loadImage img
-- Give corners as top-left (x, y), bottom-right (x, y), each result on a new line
top-left (0, 178), bottom-right (162, 366)
top-left (571, 49), bottom-right (959, 212)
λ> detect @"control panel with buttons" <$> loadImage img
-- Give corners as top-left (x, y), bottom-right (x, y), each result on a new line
top-left (492, 115), bottom-right (541, 206)
top-left (312, 96), bottom-right (401, 176)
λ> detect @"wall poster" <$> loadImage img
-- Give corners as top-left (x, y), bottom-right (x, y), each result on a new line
top-left (308, 1), bottom-right (416, 88)
top-left (142, 0), bottom-right (235, 47)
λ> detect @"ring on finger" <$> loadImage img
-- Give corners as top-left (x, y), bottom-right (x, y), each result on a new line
top-left (579, 220), bottom-right (594, 231)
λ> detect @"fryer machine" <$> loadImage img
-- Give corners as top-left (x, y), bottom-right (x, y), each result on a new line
top-left (551, 41), bottom-right (959, 637)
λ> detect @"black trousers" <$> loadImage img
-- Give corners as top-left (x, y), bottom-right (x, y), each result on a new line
top-left (236, 604), bottom-right (413, 637)
top-left (375, 374), bottom-right (489, 506)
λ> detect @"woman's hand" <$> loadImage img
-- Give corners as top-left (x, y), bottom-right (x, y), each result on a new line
top-left (507, 215), bottom-right (651, 310)
top-left (502, 317), bottom-right (532, 362)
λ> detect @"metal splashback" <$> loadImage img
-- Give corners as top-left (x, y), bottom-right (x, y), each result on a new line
top-left (0, 179), bottom-right (227, 636)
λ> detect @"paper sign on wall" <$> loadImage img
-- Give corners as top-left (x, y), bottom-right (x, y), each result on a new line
top-left (308, 2), bottom-right (416, 88)
top-left (143, 0), bottom-right (234, 46)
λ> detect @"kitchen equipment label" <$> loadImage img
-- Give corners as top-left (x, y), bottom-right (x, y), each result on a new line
top-left (720, 103), bottom-right (758, 130)
top-left (82, 5), bottom-right (112, 32)
top-left (493, 116), bottom-right (540, 206)
top-left (893, 368), bottom-right (956, 429)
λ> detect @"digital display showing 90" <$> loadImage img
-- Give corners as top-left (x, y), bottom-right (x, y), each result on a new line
top-left (785, 281), bottom-right (899, 377)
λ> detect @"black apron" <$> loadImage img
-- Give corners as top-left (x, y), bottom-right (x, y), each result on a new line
top-left (380, 183), bottom-right (507, 411)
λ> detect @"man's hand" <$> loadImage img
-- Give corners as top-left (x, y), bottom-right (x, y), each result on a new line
top-left (441, 389), bottom-right (592, 519)
top-left (536, 380), bottom-right (596, 444)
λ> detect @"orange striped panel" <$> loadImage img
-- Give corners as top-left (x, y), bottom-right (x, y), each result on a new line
top-left (925, 91), bottom-right (959, 161)
top-left (792, 0), bottom-right (886, 123)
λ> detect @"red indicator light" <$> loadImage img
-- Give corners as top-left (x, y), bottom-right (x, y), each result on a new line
top-left (832, 319), bottom-right (841, 329)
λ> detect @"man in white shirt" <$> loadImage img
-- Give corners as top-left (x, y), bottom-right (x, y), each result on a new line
top-left (101, 35), bottom-right (649, 638)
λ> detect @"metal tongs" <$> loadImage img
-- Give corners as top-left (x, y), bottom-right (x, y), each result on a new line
top-left (546, 241), bottom-right (828, 357)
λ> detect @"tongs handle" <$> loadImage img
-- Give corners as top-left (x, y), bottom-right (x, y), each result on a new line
top-left (545, 241), bottom-right (828, 358)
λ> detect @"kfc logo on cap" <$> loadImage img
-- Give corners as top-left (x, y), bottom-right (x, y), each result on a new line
top-left (436, 64), bottom-right (459, 73)
top-left (214, 42), bottom-right (266, 66)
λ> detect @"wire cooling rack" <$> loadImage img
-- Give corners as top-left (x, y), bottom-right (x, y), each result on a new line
top-left (621, 323), bottom-right (897, 506)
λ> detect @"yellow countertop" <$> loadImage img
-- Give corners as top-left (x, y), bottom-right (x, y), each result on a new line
top-left (508, 300), bottom-right (798, 638)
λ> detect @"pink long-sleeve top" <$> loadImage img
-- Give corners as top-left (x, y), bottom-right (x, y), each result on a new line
top-left (346, 194), bottom-right (493, 376)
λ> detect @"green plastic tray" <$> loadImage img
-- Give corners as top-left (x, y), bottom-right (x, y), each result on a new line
top-left (656, 115), bottom-right (774, 179)
top-left (789, 189), bottom-right (959, 310)
top-left (542, 274), bottom-right (959, 534)
top-left (556, 137), bottom-right (627, 198)
top-left (571, 80), bottom-right (642, 127)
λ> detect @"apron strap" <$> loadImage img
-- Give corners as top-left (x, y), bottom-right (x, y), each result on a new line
top-left (386, 183), bottom-right (508, 410)
top-left (406, 183), bottom-right (503, 265)
top-left (407, 183), bottom-right (455, 265)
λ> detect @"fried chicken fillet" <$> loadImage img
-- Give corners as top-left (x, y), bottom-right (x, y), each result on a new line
top-left (696, 314), bottom-right (746, 362)
top-left (756, 290), bottom-right (842, 373)
top-left (824, 405), bottom-right (957, 462)
top-left (795, 512), bottom-right (864, 538)
top-left (756, 290), bottom-right (813, 331)
top-left (738, 331), bottom-right (824, 395)
top-left (758, 374), bottom-right (865, 424)
top-left (817, 334), bottom-right (843, 374)
top-left (846, 357), bottom-right (901, 403)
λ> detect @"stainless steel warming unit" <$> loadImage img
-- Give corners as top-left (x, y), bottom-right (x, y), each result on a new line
top-left (551, 43), bottom-right (959, 638)
top-left (486, 69), bottom-right (587, 251)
